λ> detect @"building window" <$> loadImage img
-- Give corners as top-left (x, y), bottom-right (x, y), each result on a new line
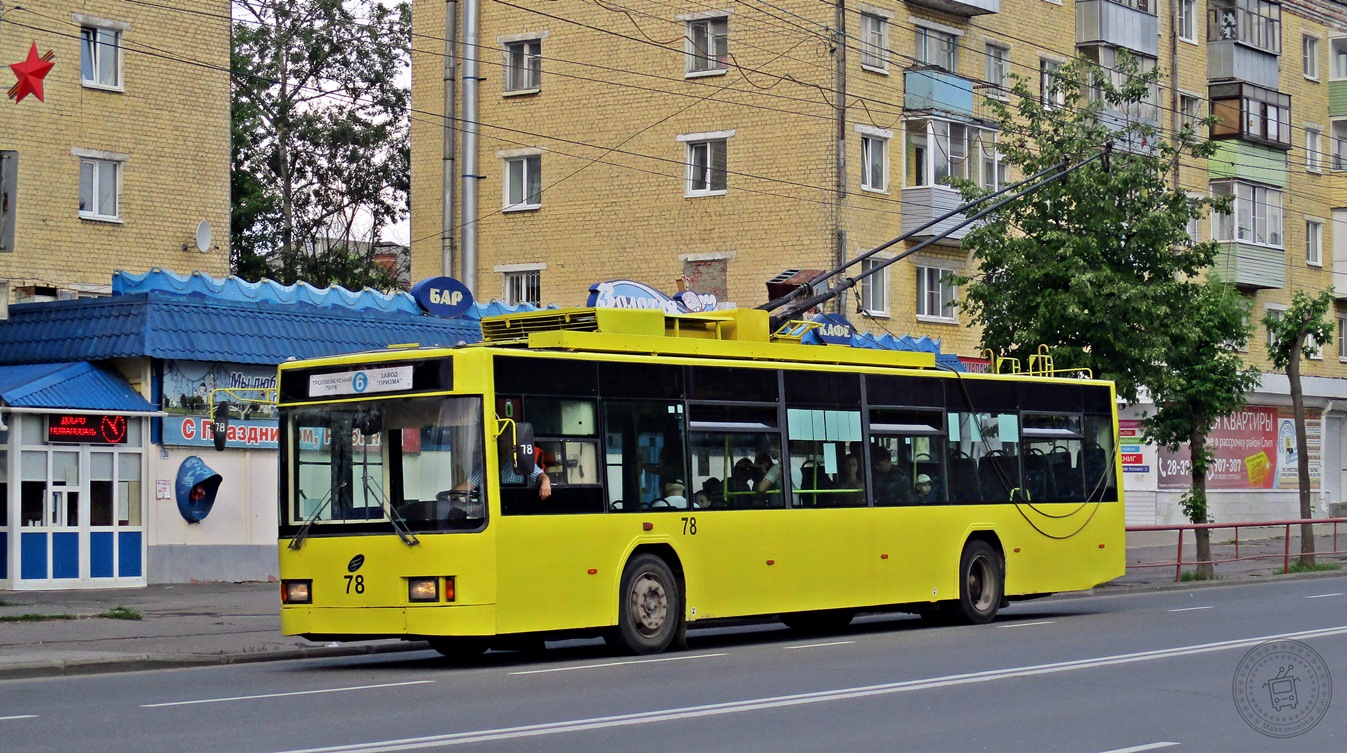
top-left (1333, 38), bottom-right (1347, 79)
top-left (1212, 181), bottom-right (1282, 248)
top-left (1306, 219), bottom-right (1323, 266)
top-left (916, 265), bottom-right (957, 320)
top-left (1081, 46), bottom-right (1158, 121)
top-left (1307, 127), bottom-right (1323, 172)
top-left (78, 158), bottom-right (120, 220)
top-left (1266, 307), bottom-right (1283, 349)
top-left (1180, 94), bottom-right (1202, 131)
top-left (1334, 120), bottom-right (1347, 169)
top-left (80, 26), bottom-right (121, 89)
top-left (860, 13), bottom-right (888, 71)
top-left (503, 269), bottom-right (541, 306)
top-left (1207, 81), bottom-right (1290, 149)
top-left (1305, 35), bottom-right (1320, 79)
top-left (905, 119), bottom-right (999, 190)
top-left (860, 258), bottom-right (888, 316)
top-left (915, 26), bottom-right (957, 70)
top-left (1178, 0), bottom-right (1197, 42)
top-left (1209, 0), bottom-right (1281, 54)
top-left (985, 44), bottom-right (1010, 98)
top-left (1185, 193), bottom-right (1202, 245)
top-left (685, 138), bottom-right (727, 195)
top-left (1040, 59), bottom-right (1064, 108)
top-left (860, 133), bottom-right (888, 192)
top-left (1338, 316), bottom-right (1347, 360)
top-left (0, 151), bottom-right (15, 253)
top-left (504, 39), bottom-right (541, 92)
top-left (686, 17), bottom-right (728, 75)
top-left (503, 154), bottom-right (541, 210)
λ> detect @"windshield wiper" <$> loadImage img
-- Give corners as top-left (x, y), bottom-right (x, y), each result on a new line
top-left (287, 483), bottom-right (341, 551)
top-left (363, 474), bottom-right (419, 547)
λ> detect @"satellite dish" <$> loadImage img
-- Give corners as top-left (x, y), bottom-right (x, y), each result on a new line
top-left (194, 220), bottom-right (213, 253)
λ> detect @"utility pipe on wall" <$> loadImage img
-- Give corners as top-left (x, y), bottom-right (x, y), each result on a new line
top-left (460, 0), bottom-right (480, 294)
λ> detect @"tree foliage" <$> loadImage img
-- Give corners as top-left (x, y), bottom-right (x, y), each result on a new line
top-left (230, 0), bottom-right (410, 291)
top-left (953, 54), bottom-right (1221, 404)
top-left (1264, 288), bottom-right (1335, 564)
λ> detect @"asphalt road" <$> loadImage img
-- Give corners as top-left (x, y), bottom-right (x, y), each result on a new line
top-left (3, 577), bottom-right (1345, 752)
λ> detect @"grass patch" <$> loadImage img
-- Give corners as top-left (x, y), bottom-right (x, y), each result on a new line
top-left (1179, 570), bottom-right (1218, 582)
top-left (0, 599), bottom-right (24, 607)
top-left (0, 613), bottom-right (76, 623)
top-left (97, 606), bottom-right (142, 620)
top-left (1284, 561), bottom-right (1342, 574)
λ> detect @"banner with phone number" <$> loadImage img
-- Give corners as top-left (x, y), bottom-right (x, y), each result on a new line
top-left (1156, 406), bottom-right (1319, 491)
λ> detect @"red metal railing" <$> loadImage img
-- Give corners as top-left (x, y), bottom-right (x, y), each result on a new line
top-left (1126, 518), bottom-right (1347, 582)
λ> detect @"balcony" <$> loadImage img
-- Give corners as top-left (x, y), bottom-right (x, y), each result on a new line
top-left (1208, 82), bottom-right (1291, 150)
top-left (901, 186), bottom-right (973, 243)
top-left (905, 0), bottom-right (997, 17)
top-left (1212, 242), bottom-right (1284, 290)
top-left (904, 67), bottom-right (975, 119)
top-left (1207, 3), bottom-right (1281, 90)
top-left (1076, 0), bottom-right (1159, 58)
top-left (1209, 141), bottom-right (1287, 186)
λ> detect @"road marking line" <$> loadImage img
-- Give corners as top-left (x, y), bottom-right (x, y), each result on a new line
top-left (1305, 593), bottom-right (1343, 599)
top-left (1167, 607), bottom-right (1213, 612)
top-left (783, 641), bottom-right (856, 650)
top-left (509, 653), bottom-right (726, 676)
top-left (1094, 743), bottom-right (1178, 753)
top-left (264, 624), bottom-right (1347, 753)
top-left (141, 681), bottom-right (435, 708)
top-left (0, 715), bottom-right (38, 721)
top-left (996, 621), bottom-right (1055, 629)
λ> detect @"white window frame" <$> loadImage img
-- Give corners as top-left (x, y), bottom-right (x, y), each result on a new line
top-left (1178, 0), bottom-right (1197, 43)
top-left (1338, 316), bottom-right (1347, 361)
top-left (75, 15), bottom-right (127, 92)
top-left (985, 43), bottom-right (1010, 98)
top-left (859, 9), bottom-right (890, 72)
top-left (1040, 58), bottom-right (1065, 109)
top-left (915, 264), bottom-right (958, 321)
top-left (1306, 218), bottom-right (1324, 266)
top-left (1306, 125), bottom-right (1323, 173)
top-left (73, 148), bottom-right (126, 222)
top-left (685, 16), bottom-right (728, 76)
top-left (1332, 37), bottom-right (1347, 80)
top-left (858, 125), bottom-right (891, 193)
top-left (904, 119), bottom-right (1000, 191)
top-left (914, 25), bottom-right (957, 71)
top-left (1265, 305), bottom-right (1285, 350)
top-left (1185, 191), bottom-right (1203, 245)
top-left (1305, 34), bottom-right (1321, 80)
top-left (1179, 93), bottom-right (1202, 131)
top-left (859, 257), bottom-right (890, 316)
top-left (679, 130), bottom-right (732, 197)
top-left (502, 36), bottom-right (542, 93)
top-left (500, 266), bottom-right (542, 306)
top-left (1333, 119), bottom-right (1347, 170)
top-left (500, 150), bottom-right (542, 211)
top-left (1211, 181), bottom-right (1283, 249)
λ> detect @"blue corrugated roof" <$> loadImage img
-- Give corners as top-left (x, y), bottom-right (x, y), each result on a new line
top-left (0, 291), bottom-right (482, 366)
top-left (0, 362), bottom-right (156, 411)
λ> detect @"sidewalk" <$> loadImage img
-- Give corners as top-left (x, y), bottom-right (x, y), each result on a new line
top-left (2, 531), bottom-right (1344, 680)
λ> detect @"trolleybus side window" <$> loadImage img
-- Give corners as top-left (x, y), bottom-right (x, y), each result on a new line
top-left (502, 396), bottom-right (604, 516)
top-left (604, 401), bottom-right (688, 511)
top-left (687, 403), bottom-right (785, 509)
top-left (786, 408), bottom-right (865, 508)
top-left (687, 365), bottom-right (779, 402)
top-left (1021, 412), bottom-right (1085, 502)
top-left (868, 408), bottom-right (946, 506)
top-left (1082, 411), bottom-right (1118, 502)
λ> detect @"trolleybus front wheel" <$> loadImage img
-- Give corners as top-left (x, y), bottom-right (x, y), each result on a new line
top-left (616, 554), bottom-right (682, 654)
top-left (952, 540), bottom-right (1003, 625)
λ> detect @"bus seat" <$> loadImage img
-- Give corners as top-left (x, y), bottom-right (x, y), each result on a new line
top-left (947, 452), bottom-right (982, 503)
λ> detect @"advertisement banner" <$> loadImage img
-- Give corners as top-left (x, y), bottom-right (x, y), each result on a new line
top-left (161, 361), bottom-right (279, 449)
top-left (1155, 407), bottom-right (1319, 491)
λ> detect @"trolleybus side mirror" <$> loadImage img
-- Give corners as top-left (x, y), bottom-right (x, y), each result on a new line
top-left (500, 421), bottom-right (537, 477)
top-left (211, 401), bottom-right (230, 452)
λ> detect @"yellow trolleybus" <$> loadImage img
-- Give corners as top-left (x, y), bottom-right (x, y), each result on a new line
top-left (275, 307), bottom-right (1124, 656)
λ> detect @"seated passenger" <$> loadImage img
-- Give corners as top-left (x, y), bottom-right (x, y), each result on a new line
top-left (871, 447), bottom-right (907, 505)
top-left (913, 473), bottom-right (937, 504)
top-left (696, 477), bottom-right (724, 508)
top-left (655, 480), bottom-right (688, 509)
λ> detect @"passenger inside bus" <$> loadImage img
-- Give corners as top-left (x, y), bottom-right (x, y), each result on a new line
top-left (871, 446), bottom-right (909, 505)
top-left (833, 453), bottom-right (866, 506)
top-left (913, 473), bottom-right (936, 504)
top-left (695, 477), bottom-right (724, 508)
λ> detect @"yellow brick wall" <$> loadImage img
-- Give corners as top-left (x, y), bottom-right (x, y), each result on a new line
top-left (0, 0), bottom-right (231, 295)
top-left (410, 0), bottom-right (1347, 366)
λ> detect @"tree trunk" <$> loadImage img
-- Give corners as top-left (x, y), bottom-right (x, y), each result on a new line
top-left (1288, 347), bottom-right (1316, 567)
top-left (1190, 426), bottom-right (1214, 580)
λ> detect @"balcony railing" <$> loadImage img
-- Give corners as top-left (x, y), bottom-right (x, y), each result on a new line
top-left (904, 0), bottom-right (998, 17)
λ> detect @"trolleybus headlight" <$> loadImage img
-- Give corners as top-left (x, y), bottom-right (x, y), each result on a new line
top-left (443, 576), bottom-right (456, 602)
top-left (281, 580), bottom-right (312, 604)
top-left (408, 577), bottom-right (439, 603)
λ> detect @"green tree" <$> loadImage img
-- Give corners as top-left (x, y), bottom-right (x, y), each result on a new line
top-left (1264, 288), bottom-right (1335, 566)
top-left (953, 55), bottom-right (1219, 404)
top-left (1144, 277), bottom-right (1261, 579)
top-left (231, 0), bottom-right (409, 291)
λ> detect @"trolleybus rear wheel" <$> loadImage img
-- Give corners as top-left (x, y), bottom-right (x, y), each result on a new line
top-left (953, 540), bottom-right (1003, 625)
top-left (617, 554), bottom-right (682, 655)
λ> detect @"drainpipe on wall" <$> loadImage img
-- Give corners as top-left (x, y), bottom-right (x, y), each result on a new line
top-left (442, 0), bottom-right (458, 278)
top-left (460, 0), bottom-right (481, 295)
top-left (832, 0), bottom-right (847, 314)
top-left (1321, 400), bottom-right (1336, 516)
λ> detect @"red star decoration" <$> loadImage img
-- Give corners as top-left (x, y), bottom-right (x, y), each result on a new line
top-left (10, 42), bottom-right (55, 103)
